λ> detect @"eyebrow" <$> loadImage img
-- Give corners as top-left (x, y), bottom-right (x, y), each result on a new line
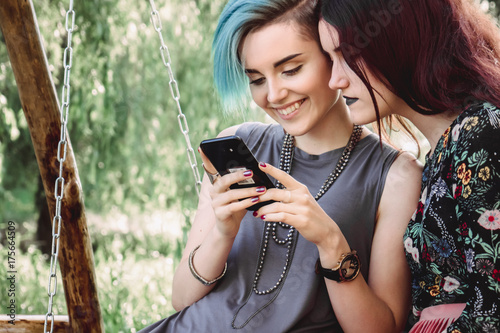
top-left (244, 53), bottom-right (302, 74)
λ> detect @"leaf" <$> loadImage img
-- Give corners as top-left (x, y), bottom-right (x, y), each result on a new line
top-left (460, 150), bottom-right (469, 162)
top-left (467, 149), bottom-right (488, 167)
top-left (475, 253), bottom-right (493, 260)
top-left (478, 241), bottom-right (495, 255)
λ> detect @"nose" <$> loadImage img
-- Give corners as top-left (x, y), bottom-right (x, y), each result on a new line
top-left (328, 63), bottom-right (350, 91)
top-left (267, 78), bottom-right (287, 104)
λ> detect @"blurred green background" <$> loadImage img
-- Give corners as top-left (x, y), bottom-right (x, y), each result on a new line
top-left (0, 0), bottom-right (498, 331)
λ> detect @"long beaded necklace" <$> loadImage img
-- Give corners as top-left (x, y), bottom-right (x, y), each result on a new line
top-left (252, 125), bottom-right (363, 295)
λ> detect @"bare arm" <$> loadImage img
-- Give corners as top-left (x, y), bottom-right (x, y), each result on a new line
top-left (324, 152), bottom-right (422, 332)
top-left (254, 151), bottom-right (422, 332)
top-left (171, 172), bottom-right (232, 311)
top-left (171, 125), bottom-right (255, 311)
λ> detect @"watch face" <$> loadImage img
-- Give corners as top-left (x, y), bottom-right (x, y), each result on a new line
top-left (340, 253), bottom-right (360, 280)
top-left (315, 251), bottom-right (361, 282)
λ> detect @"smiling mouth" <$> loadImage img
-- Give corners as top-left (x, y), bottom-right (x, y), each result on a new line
top-left (343, 97), bottom-right (358, 106)
top-left (274, 99), bottom-right (305, 116)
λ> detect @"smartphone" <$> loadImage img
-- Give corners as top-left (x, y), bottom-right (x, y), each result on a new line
top-left (200, 135), bottom-right (276, 210)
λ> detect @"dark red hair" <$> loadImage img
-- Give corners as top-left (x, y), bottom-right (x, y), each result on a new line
top-left (320, 0), bottom-right (500, 116)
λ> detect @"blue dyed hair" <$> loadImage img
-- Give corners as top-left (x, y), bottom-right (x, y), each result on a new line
top-left (212, 0), bottom-right (320, 113)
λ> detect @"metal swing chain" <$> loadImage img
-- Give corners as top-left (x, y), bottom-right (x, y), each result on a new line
top-left (148, 0), bottom-right (202, 194)
top-left (44, 1), bottom-right (75, 332)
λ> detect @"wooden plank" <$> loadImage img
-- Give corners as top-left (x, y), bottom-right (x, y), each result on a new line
top-left (0, 315), bottom-right (69, 333)
top-left (0, 1), bottom-right (104, 332)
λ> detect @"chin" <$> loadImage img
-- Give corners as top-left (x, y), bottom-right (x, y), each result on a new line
top-left (282, 128), bottom-right (306, 137)
top-left (349, 105), bottom-right (377, 126)
top-left (280, 123), bottom-right (308, 137)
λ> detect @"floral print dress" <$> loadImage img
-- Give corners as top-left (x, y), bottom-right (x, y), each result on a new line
top-left (404, 101), bottom-right (500, 333)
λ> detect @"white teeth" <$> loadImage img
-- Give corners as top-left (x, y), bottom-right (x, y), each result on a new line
top-left (276, 101), bottom-right (302, 115)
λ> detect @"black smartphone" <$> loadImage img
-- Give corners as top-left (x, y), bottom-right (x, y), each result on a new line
top-left (200, 135), bottom-right (276, 210)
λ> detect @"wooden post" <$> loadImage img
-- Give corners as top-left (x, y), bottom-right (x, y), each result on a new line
top-left (0, 1), bottom-right (104, 332)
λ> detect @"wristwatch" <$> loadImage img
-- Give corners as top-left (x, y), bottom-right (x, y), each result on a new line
top-left (315, 250), bottom-right (361, 282)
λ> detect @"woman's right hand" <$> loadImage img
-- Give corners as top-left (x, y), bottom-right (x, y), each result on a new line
top-left (199, 149), bottom-right (268, 239)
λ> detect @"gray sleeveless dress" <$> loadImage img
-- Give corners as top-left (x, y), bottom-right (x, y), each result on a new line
top-left (139, 122), bottom-right (399, 333)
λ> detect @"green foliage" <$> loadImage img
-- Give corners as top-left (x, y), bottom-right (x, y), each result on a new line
top-left (0, 0), bottom-right (263, 222)
top-left (92, 228), bottom-right (179, 331)
top-left (0, 228), bottom-right (65, 317)
top-left (0, 216), bottom-right (181, 331)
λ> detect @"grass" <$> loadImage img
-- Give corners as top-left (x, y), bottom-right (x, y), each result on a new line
top-left (0, 207), bottom-right (191, 332)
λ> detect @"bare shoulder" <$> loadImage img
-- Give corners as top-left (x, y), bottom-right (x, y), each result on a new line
top-left (217, 125), bottom-right (240, 137)
top-left (386, 151), bottom-right (423, 189)
top-left (377, 151), bottom-right (422, 226)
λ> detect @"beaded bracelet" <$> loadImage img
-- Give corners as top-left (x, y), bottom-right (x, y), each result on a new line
top-left (188, 244), bottom-right (227, 286)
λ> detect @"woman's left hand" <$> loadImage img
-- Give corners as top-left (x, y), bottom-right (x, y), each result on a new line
top-left (254, 162), bottom-right (341, 248)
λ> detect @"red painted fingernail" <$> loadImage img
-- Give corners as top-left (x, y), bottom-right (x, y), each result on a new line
top-left (244, 170), bottom-right (253, 177)
top-left (251, 197), bottom-right (259, 203)
top-left (256, 186), bottom-right (266, 193)
top-left (253, 211), bottom-right (258, 217)
top-left (259, 162), bottom-right (267, 167)
top-left (261, 215), bottom-right (266, 220)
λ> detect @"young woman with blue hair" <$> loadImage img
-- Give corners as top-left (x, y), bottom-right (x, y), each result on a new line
top-left (139, 0), bottom-right (421, 331)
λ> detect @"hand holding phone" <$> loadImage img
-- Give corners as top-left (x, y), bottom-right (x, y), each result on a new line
top-left (200, 135), bottom-right (276, 210)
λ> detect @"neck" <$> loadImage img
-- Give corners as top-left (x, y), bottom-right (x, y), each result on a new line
top-left (404, 109), bottom-right (460, 154)
top-left (293, 107), bottom-right (354, 155)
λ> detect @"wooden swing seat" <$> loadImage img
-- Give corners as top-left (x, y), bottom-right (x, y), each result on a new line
top-left (0, 315), bottom-right (69, 332)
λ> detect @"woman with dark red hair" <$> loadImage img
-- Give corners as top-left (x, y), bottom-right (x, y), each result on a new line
top-left (319, 0), bottom-right (500, 332)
